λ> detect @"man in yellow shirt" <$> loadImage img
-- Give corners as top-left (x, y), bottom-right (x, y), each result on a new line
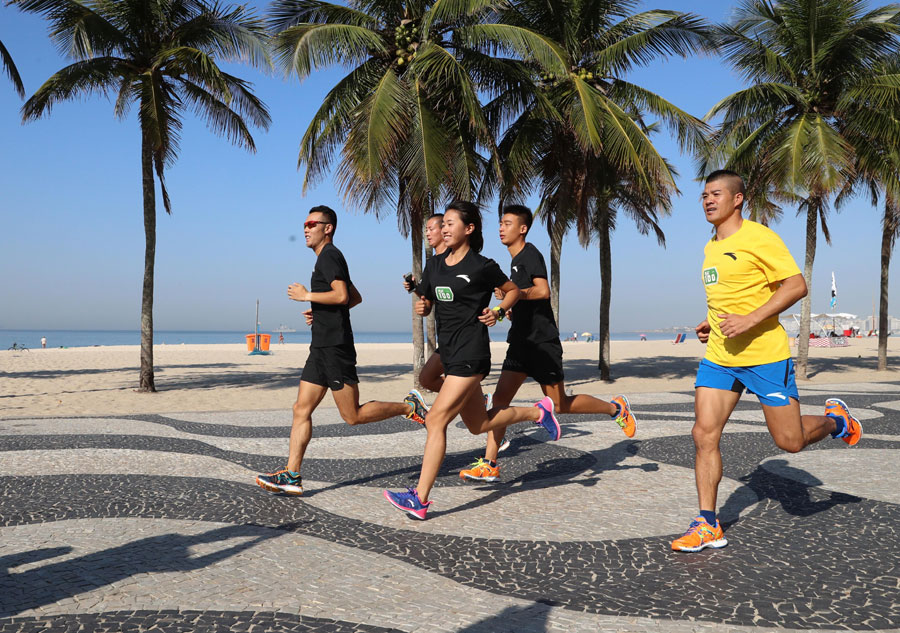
top-left (672, 170), bottom-right (863, 553)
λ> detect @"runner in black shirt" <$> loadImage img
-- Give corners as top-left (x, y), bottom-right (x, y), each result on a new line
top-left (408, 212), bottom-right (447, 394)
top-left (460, 205), bottom-right (638, 483)
top-left (384, 201), bottom-right (561, 520)
top-left (256, 206), bottom-right (429, 496)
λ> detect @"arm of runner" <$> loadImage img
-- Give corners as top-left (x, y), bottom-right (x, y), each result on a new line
top-left (717, 273), bottom-right (807, 338)
top-left (479, 281), bottom-right (520, 326)
top-left (519, 276), bottom-right (550, 300)
top-left (696, 319), bottom-right (710, 343)
top-left (348, 283), bottom-right (362, 308)
top-left (288, 279), bottom-right (350, 305)
top-left (414, 295), bottom-right (432, 317)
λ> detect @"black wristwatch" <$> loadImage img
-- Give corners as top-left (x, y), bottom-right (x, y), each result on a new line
top-left (492, 306), bottom-right (506, 321)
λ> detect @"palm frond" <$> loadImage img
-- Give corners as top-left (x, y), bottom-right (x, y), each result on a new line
top-left (268, 0), bottom-right (379, 34)
top-left (178, 77), bottom-right (258, 151)
top-left (456, 23), bottom-right (569, 76)
top-left (272, 23), bottom-right (386, 79)
top-left (593, 11), bottom-right (714, 76)
top-left (10, 0), bottom-right (125, 59)
top-left (21, 56), bottom-right (128, 121)
top-left (0, 38), bottom-right (25, 97)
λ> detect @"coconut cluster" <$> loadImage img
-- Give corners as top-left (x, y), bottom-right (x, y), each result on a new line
top-left (393, 21), bottom-right (418, 66)
top-left (538, 66), bottom-right (599, 88)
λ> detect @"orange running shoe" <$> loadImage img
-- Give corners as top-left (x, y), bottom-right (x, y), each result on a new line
top-left (671, 516), bottom-right (727, 552)
top-left (459, 458), bottom-right (499, 482)
top-left (611, 395), bottom-right (636, 438)
top-left (825, 398), bottom-right (862, 446)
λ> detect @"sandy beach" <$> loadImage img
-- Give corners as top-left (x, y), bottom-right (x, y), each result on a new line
top-left (2, 337), bottom-right (898, 419)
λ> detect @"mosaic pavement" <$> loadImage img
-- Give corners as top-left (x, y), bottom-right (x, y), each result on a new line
top-left (1, 383), bottom-right (899, 632)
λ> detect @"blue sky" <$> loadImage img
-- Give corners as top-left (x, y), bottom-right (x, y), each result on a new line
top-left (0, 0), bottom-right (894, 335)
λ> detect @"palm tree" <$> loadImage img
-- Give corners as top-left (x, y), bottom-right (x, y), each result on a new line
top-left (483, 0), bottom-right (711, 378)
top-left (269, 0), bottom-right (564, 383)
top-left (14, 0), bottom-right (271, 391)
top-left (705, 0), bottom-right (900, 379)
top-left (1, 37), bottom-right (25, 97)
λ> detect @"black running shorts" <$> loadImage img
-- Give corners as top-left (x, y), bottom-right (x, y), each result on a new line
top-left (443, 358), bottom-right (491, 378)
top-left (502, 339), bottom-right (564, 385)
top-left (301, 344), bottom-right (359, 390)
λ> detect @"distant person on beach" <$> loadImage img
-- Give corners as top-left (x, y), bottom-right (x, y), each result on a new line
top-left (255, 205), bottom-right (428, 496)
top-left (41, 336), bottom-right (47, 349)
top-left (383, 200), bottom-right (561, 520)
top-left (672, 170), bottom-right (862, 553)
top-left (278, 332), bottom-right (284, 344)
top-left (458, 204), bottom-right (636, 484)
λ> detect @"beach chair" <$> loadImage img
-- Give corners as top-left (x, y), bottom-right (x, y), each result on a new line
top-left (672, 333), bottom-right (686, 344)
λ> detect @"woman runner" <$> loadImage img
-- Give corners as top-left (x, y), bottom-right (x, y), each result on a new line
top-left (383, 201), bottom-right (560, 520)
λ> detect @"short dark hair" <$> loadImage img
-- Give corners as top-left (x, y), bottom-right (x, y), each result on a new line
top-left (502, 204), bottom-right (533, 234)
top-left (426, 212), bottom-right (444, 223)
top-left (309, 205), bottom-right (337, 235)
top-left (445, 200), bottom-right (484, 253)
top-left (705, 170), bottom-right (746, 197)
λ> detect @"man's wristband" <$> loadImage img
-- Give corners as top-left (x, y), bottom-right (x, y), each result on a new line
top-left (491, 306), bottom-right (506, 321)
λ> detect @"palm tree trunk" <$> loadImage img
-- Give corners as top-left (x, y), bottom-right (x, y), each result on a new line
top-left (549, 221), bottom-right (563, 326)
top-left (411, 209), bottom-right (425, 388)
top-left (878, 203), bottom-right (893, 371)
top-left (597, 207), bottom-right (612, 380)
top-left (796, 201), bottom-right (818, 380)
top-left (138, 126), bottom-right (157, 392)
top-left (425, 244), bottom-right (437, 356)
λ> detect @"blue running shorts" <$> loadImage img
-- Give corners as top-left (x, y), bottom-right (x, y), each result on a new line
top-left (695, 358), bottom-right (799, 407)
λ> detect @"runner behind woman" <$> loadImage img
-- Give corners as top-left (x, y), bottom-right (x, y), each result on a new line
top-left (383, 201), bottom-right (560, 519)
top-left (459, 205), bottom-right (637, 483)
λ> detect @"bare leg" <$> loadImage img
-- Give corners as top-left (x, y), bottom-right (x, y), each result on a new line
top-left (331, 382), bottom-right (412, 425)
top-left (482, 370), bottom-right (527, 462)
top-left (419, 352), bottom-right (445, 393)
top-left (693, 387), bottom-right (741, 512)
top-left (762, 399), bottom-right (837, 453)
top-left (417, 375), bottom-right (483, 502)
top-left (542, 382), bottom-right (617, 416)
top-left (287, 380), bottom-right (328, 472)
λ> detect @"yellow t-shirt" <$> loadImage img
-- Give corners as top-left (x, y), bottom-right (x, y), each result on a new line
top-left (701, 220), bottom-right (801, 366)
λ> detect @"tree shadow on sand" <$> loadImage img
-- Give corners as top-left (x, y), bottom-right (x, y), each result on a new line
top-left (0, 524), bottom-right (285, 618)
top-left (718, 459), bottom-right (861, 529)
top-left (431, 440), bottom-right (658, 519)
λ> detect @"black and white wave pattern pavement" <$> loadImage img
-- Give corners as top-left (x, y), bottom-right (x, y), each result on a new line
top-left (2, 383), bottom-right (899, 632)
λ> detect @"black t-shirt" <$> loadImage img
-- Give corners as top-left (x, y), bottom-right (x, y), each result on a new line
top-left (507, 243), bottom-right (559, 344)
top-left (310, 243), bottom-right (354, 348)
top-left (419, 248), bottom-right (509, 364)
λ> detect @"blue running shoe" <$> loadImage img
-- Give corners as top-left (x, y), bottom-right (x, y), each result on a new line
top-left (404, 389), bottom-right (428, 425)
top-left (534, 396), bottom-right (560, 440)
top-left (256, 468), bottom-right (303, 496)
top-left (498, 436), bottom-right (511, 452)
top-left (383, 487), bottom-right (432, 520)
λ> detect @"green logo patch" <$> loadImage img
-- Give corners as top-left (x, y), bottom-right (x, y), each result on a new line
top-left (702, 267), bottom-right (718, 285)
top-left (435, 286), bottom-right (454, 302)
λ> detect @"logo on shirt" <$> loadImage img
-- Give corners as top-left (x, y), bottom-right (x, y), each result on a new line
top-left (512, 266), bottom-right (519, 273)
top-left (702, 267), bottom-right (718, 286)
top-left (724, 252), bottom-right (738, 261)
top-left (456, 275), bottom-right (470, 283)
top-left (435, 286), bottom-right (454, 302)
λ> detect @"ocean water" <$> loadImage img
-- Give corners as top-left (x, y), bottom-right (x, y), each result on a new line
top-left (1, 329), bottom-right (678, 350)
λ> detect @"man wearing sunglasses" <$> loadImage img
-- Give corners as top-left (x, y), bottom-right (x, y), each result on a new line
top-left (256, 206), bottom-right (428, 496)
